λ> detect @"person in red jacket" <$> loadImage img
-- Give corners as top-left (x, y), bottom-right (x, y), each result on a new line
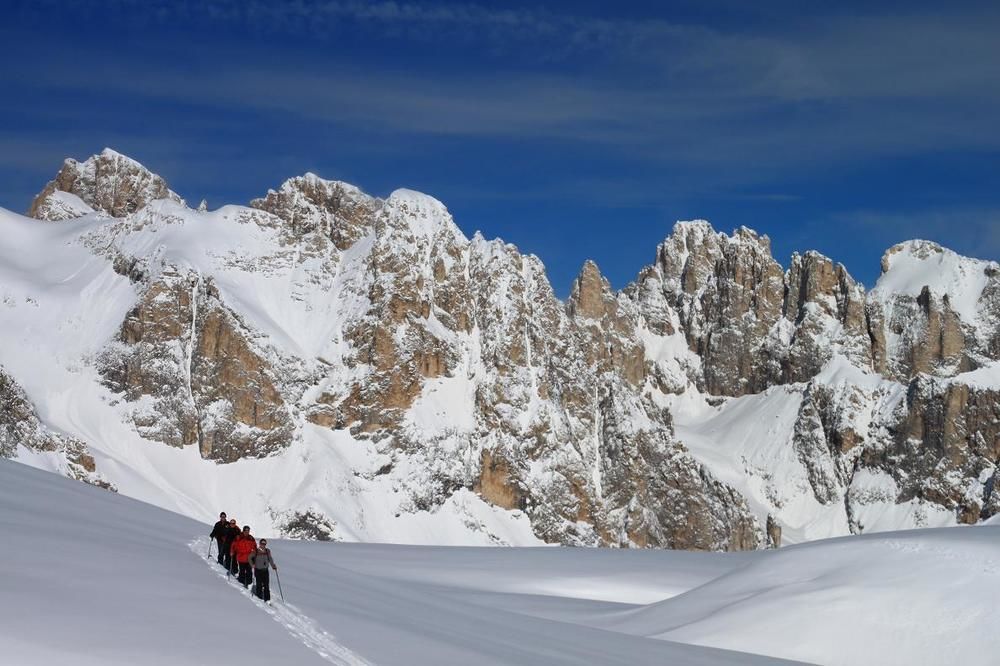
top-left (230, 525), bottom-right (257, 588)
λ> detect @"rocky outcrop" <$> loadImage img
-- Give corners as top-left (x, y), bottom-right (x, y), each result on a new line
top-left (568, 261), bottom-right (645, 387)
top-left (100, 267), bottom-right (200, 448)
top-left (276, 510), bottom-right (338, 541)
top-left (250, 174), bottom-right (379, 251)
top-left (889, 375), bottom-right (1000, 522)
top-left (191, 283), bottom-right (294, 461)
top-left (769, 360), bottom-right (1000, 530)
top-left (630, 223), bottom-right (869, 396)
top-left (782, 251), bottom-right (871, 382)
top-left (640, 222), bottom-right (786, 396)
top-left (99, 269), bottom-right (293, 463)
top-left (29, 149), bottom-right (183, 220)
top-left (0, 367), bottom-right (111, 489)
top-left (475, 450), bottom-right (527, 511)
top-left (869, 286), bottom-right (972, 381)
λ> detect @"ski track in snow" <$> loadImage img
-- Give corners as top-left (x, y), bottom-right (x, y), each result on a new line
top-left (189, 537), bottom-right (372, 666)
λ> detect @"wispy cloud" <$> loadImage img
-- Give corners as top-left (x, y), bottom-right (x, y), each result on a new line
top-left (5, 1), bottom-right (1000, 205)
top-left (18, 1), bottom-right (1000, 100)
top-left (727, 193), bottom-right (802, 203)
top-left (9, 45), bottom-right (1000, 179)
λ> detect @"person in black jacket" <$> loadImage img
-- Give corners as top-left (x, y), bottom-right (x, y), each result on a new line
top-left (222, 518), bottom-right (240, 574)
top-left (209, 512), bottom-right (228, 566)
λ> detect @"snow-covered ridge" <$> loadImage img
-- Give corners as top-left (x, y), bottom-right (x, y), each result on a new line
top-left (279, 172), bottom-right (368, 197)
top-left (872, 239), bottom-right (997, 323)
top-left (381, 187), bottom-right (468, 246)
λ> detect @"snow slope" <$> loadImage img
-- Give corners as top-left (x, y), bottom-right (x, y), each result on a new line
top-left (2, 460), bottom-right (802, 665)
top-left (8, 460), bottom-right (1000, 665)
top-left (0, 460), bottom-right (333, 666)
top-left (601, 526), bottom-right (1000, 665)
top-left (669, 385), bottom-right (851, 543)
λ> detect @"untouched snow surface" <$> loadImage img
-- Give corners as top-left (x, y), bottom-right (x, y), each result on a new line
top-left (2, 461), bottom-right (796, 665)
top-left (6, 461), bottom-right (1000, 665)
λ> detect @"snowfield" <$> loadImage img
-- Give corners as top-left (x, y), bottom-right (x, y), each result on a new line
top-left (5, 460), bottom-right (999, 665)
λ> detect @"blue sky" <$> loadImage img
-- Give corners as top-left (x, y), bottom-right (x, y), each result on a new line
top-left (3, 0), bottom-right (1000, 294)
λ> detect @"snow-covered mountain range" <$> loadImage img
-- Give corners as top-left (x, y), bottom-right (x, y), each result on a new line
top-left (3, 148), bottom-right (999, 549)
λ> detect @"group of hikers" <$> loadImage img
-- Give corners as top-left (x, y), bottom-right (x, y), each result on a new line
top-left (209, 512), bottom-right (279, 603)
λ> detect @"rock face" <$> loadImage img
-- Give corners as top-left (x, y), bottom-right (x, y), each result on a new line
top-left (6, 148), bottom-right (1000, 548)
top-left (278, 191), bottom-right (759, 549)
top-left (633, 222), bottom-right (786, 396)
top-left (250, 174), bottom-right (378, 251)
top-left (782, 251), bottom-right (871, 382)
top-left (630, 223), bottom-right (873, 397)
top-left (892, 376), bottom-right (1000, 522)
top-left (29, 148), bottom-right (183, 220)
top-left (0, 368), bottom-right (110, 489)
top-left (99, 267), bottom-right (294, 463)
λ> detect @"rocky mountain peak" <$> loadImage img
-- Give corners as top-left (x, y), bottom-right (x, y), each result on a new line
top-left (730, 225), bottom-right (771, 250)
top-left (380, 188), bottom-right (467, 245)
top-left (879, 239), bottom-right (949, 274)
top-left (568, 260), bottom-right (613, 320)
top-left (251, 173), bottom-right (379, 248)
top-left (640, 220), bottom-right (785, 395)
top-left (669, 219), bottom-right (717, 245)
top-left (866, 239), bottom-right (998, 381)
top-left (652, 221), bottom-right (718, 290)
top-left (873, 239), bottom-right (996, 318)
top-left (786, 251), bottom-right (863, 321)
top-left (29, 148), bottom-right (183, 220)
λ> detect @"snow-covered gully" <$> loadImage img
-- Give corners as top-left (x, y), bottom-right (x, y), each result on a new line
top-left (189, 537), bottom-right (372, 666)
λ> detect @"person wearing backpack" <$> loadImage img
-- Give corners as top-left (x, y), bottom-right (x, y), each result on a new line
top-left (249, 538), bottom-right (278, 602)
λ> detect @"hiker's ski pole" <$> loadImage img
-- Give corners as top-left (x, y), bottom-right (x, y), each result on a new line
top-left (208, 539), bottom-right (213, 560)
top-left (275, 568), bottom-right (285, 602)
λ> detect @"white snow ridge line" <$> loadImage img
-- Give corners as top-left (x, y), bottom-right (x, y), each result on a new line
top-left (189, 537), bottom-right (373, 666)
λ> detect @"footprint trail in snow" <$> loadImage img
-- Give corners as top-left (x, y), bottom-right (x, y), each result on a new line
top-left (190, 537), bottom-right (372, 666)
